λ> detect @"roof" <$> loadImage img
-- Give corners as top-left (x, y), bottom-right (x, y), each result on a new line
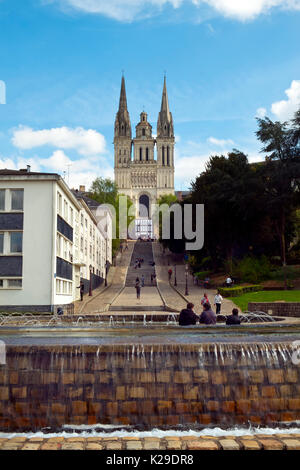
top-left (0, 169), bottom-right (60, 177)
top-left (72, 190), bottom-right (101, 209)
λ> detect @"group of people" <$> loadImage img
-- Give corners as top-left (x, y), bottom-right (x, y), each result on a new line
top-left (179, 289), bottom-right (241, 326)
top-left (134, 257), bottom-right (144, 269)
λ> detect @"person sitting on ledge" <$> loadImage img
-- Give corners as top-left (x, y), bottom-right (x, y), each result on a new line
top-left (179, 303), bottom-right (199, 326)
top-left (199, 302), bottom-right (217, 325)
top-left (226, 308), bottom-right (241, 325)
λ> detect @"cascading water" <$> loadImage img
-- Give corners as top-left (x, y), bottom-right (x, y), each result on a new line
top-left (0, 341), bottom-right (299, 432)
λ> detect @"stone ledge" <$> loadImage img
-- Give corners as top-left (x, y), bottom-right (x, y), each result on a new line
top-left (0, 435), bottom-right (300, 450)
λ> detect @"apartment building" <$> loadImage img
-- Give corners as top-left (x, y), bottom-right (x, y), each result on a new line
top-left (0, 168), bottom-right (112, 312)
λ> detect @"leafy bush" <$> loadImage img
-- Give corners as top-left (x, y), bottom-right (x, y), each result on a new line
top-left (219, 285), bottom-right (263, 297)
top-left (194, 271), bottom-right (211, 280)
top-left (231, 255), bottom-right (272, 284)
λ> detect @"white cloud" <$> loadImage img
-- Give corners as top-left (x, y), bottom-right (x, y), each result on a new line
top-left (271, 80), bottom-right (300, 121)
top-left (48, 0), bottom-right (300, 21)
top-left (202, 0), bottom-right (300, 21)
top-left (12, 126), bottom-right (106, 156)
top-left (256, 107), bottom-right (267, 118)
top-left (207, 136), bottom-right (234, 147)
top-left (37, 150), bottom-right (114, 189)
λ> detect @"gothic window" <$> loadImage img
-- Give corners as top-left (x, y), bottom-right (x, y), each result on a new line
top-left (124, 149), bottom-right (126, 154)
top-left (167, 146), bottom-right (170, 166)
top-left (162, 146), bottom-right (165, 166)
top-left (146, 148), bottom-right (149, 161)
top-left (124, 158), bottom-right (126, 163)
top-left (142, 129), bottom-right (145, 136)
top-left (139, 148), bottom-right (143, 161)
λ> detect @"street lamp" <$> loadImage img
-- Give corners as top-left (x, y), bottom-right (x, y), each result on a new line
top-left (105, 238), bottom-right (108, 287)
top-left (185, 264), bottom-right (189, 296)
top-left (89, 264), bottom-right (92, 296)
top-left (174, 264), bottom-right (177, 287)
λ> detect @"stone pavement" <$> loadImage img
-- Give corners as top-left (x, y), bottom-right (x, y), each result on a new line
top-left (1, 434), bottom-right (300, 450)
top-left (153, 242), bottom-right (238, 315)
top-left (111, 286), bottom-right (163, 309)
top-left (74, 241), bottom-right (136, 314)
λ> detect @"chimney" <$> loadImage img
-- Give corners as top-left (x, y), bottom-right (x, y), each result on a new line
top-left (79, 185), bottom-right (86, 193)
top-left (27, 165), bottom-right (31, 173)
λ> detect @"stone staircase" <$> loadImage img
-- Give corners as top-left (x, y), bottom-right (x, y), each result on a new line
top-left (125, 241), bottom-right (156, 287)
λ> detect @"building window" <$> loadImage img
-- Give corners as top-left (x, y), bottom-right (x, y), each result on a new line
top-left (0, 190), bottom-right (5, 211)
top-left (10, 232), bottom-right (23, 253)
top-left (58, 192), bottom-right (62, 215)
top-left (162, 146), bottom-right (165, 166)
top-left (11, 190), bottom-right (24, 211)
top-left (0, 280), bottom-right (3, 288)
top-left (146, 148), bottom-right (149, 161)
top-left (8, 279), bottom-right (22, 288)
top-left (167, 146), bottom-right (170, 166)
top-left (139, 148), bottom-right (142, 161)
top-left (142, 129), bottom-right (145, 136)
top-left (64, 201), bottom-right (68, 221)
top-left (0, 233), bottom-right (3, 253)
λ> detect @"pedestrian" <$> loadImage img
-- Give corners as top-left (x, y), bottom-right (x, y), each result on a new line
top-left (201, 293), bottom-right (209, 307)
top-left (179, 303), bottom-right (199, 326)
top-left (125, 242), bottom-right (128, 250)
top-left (77, 281), bottom-right (84, 301)
top-left (214, 290), bottom-right (223, 315)
top-left (135, 278), bottom-right (141, 299)
top-left (226, 308), bottom-right (241, 325)
top-left (151, 274), bottom-right (153, 284)
top-left (225, 276), bottom-right (233, 287)
top-left (141, 275), bottom-right (145, 287)
top-left (168, 268), bottom-right (173, 281)
top-left (199, 303), bottom-right (217, 325)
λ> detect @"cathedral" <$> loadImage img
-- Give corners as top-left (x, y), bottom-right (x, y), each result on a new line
top-left (114, 76), bottom-right (175, 237)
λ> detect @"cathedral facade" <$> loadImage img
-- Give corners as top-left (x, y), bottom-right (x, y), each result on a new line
top-left (114, 76), bottom-right (175, 236)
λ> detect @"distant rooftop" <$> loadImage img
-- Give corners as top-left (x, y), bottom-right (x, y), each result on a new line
top-left (0, 167), bottom-right (60, 177)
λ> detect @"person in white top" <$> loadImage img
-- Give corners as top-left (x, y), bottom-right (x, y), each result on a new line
top-left (214, 291), bottom-right (223, 315)
top-left (226, 276), bottom-right (233, 287)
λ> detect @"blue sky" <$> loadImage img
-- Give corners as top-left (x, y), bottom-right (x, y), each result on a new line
top-left (0, 0), bottom-right (300, 190)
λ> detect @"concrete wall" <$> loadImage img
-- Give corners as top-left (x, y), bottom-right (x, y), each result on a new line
top-left (248, 302), bottom-right (300, 317)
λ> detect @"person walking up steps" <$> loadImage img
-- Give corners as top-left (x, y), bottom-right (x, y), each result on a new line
top-left (135, 278), bottom-right (141, 299)
top-left (214, 290), bottom-right (223, 315)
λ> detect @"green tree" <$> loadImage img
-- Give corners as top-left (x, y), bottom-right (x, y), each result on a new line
top-left (88, 177), bottom-right (134, 257)
top-left (256, 115), bottom-right (300, 286)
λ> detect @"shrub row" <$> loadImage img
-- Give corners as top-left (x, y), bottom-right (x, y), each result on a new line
top-left (194, 271), bottom-right (211, 279)
top-left (218, 285), bottom-right (263, 297)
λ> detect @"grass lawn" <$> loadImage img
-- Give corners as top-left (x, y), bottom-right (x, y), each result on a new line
top-left (229, 290), bottom-right (300, 312)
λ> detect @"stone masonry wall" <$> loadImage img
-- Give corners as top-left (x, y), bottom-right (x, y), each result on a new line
top-left (0, 344), bottom-right (299, 432)
top-left (248, 302), bottom-right (300, 317)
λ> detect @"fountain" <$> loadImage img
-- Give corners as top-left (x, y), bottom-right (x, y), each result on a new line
top-left (0, 318), bottom-right (300, 433)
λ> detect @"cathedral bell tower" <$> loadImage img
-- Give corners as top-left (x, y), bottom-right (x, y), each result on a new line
top-left (114, 76), bottom-right (132, 189)
top-left (156, 76), bottom-right (175, 191)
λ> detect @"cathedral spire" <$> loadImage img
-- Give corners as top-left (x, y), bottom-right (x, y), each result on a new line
top-left (157, 76), bottom-right (174, 138)
top-left (160, 76), bottom-right (170, 120)
top-left (114, 75), bottom-right (131, 139)
top-left (119, 75), bottom-right (128, 112)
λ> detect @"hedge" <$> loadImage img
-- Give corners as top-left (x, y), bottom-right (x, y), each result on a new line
top-left (194, 271), bottom-right (211, 279)
top-left (218, 285), bottom-right (263, 297)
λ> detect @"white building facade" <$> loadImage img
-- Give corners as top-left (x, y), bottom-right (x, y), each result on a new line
top-left (0, 169), bottom-right (112, 312)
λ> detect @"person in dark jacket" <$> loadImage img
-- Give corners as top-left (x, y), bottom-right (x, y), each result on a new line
top-left (199, 303), bottom-right (217, 325)
top-left (179, 303), bottom-right (199, 326)
top-left (77, 282), bottom-right (84, 301)
top-left (226, 308), bottom-right (241, 325)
